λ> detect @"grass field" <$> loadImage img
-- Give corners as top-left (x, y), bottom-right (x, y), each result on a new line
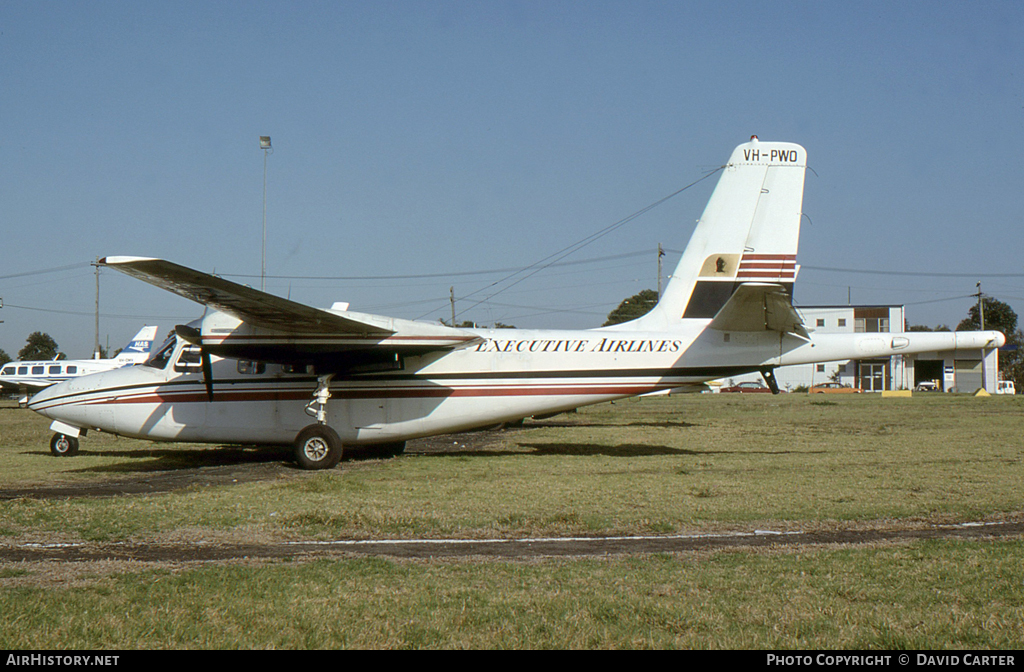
top-left (0, 393), bottom-right (1021, 648)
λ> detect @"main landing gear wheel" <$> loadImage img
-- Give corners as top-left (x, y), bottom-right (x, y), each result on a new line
top-left (293, 425), bottom-right (343, 470)
top-left (49, 433), bottom-right (79, 457)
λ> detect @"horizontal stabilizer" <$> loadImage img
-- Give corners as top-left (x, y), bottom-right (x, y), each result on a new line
top-left (708, 283), bottom-right (810, 339)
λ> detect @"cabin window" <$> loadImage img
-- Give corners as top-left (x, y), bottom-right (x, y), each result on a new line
top-left (32, 366), bottom-right (44, 375)
top-left (237, 360), bottom-right (266, 375)
top-left (282, 364), bottom-right (314, 374)
top-left (48, 365), bottom-right (62, 374)
top-left (144, 336), bottom-right (178, 370)
top-left (173, 346), bottom-right (204, 373)
top-left (1, 365), bottom-right (14, 375)
top-left (18, 367), bottom-right (28, 375)
top-left (66, 366), bottom-right (77, 374)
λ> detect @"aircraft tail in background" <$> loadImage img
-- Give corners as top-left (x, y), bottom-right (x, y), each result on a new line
top-left (111, 325), bottom-right (159, 365)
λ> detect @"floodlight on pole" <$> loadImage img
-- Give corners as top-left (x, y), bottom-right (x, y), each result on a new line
top-left (260, 136), bottom-right (272, 291)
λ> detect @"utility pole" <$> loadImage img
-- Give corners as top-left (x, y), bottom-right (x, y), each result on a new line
top-left (657, 244), bottom-right (664, 297)
top-left (92, 258), bottom-right (101, 359)
top-left (450, 287), bottom-right (456, 326)
top-left (976, 282), bottom-right (985, 330)
top-left (976, 282), bottom-right (988, 392)
top-left (260, 136), bottom-right (272, 292)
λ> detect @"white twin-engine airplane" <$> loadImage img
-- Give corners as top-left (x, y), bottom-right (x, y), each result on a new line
top-left (28, 139), bottom-right (1005, 466)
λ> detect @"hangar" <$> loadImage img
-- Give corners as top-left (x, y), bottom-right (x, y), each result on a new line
top-left (721, 305), bottom-right (1001, 393)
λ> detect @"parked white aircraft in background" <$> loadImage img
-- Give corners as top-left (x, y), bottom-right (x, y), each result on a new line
top-left (0, 326), bottom-right (158, 404)
top-left (27, 139), bottom-right (1005, 465)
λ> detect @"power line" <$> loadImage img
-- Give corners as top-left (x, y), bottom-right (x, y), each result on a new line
top-left (800, 265), bottom-right (1024, 278)
top-left (1, 302), bottom-right (189, 320)
top-left (0, 263), bottom-right (91, 281)
top-left (221, 250), bottom-right (656, 282)
top-left (426, 166), bottom-right (726, 320)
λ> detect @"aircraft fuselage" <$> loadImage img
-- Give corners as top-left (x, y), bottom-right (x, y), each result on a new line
top-left (27, 322), bottom-right (785, 446)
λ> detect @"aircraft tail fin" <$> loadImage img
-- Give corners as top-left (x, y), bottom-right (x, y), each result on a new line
top-left (114, 326), bottom-right (159, 364)
top-left (622, 138), bottom-right (806, 333)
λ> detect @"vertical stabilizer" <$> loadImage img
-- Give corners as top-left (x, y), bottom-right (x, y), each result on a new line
top-left (114, 326), bottom-right (159, 365)
top-left (623, 138), bottom-right (806, 331)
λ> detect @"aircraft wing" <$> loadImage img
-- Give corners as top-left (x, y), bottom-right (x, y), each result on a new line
top-left (0, 378), bottom-right (56, 399)
top-left (102, 257), bottom-right (398, 335)
top-left (708, 282), bottom-right (810, 339)
top-left (101, 257), bottom-right (481, 366)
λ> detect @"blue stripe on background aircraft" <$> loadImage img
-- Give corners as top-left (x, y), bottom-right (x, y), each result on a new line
top-left (26, 139), bottom-right (1005, 466)
top-left (0, 326), bottom-right (158, 405)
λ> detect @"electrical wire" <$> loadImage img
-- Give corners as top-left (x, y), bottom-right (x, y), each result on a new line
top-left (417, 165), bottom-right (726, 320)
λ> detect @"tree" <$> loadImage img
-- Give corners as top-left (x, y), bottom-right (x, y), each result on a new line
top-left (0, 349), bottom-right (10, 367)
top-left (18, 332), bottom-right (59, 361)
top-left (603, 289), bottom-right (659, 326)
top-left (957, 296), bottom-right (1018, 335)
top-left (439, 319), bottom-right (516, 329)
top-left (957, 296), bottom-right (1023, 390)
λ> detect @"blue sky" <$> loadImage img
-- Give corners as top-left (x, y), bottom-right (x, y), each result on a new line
top-left (2, 1), bottom-right (1022, 358)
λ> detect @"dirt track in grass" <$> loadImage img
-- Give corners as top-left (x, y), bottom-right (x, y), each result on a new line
top-left (1, 426), bottom-right (1022, 565)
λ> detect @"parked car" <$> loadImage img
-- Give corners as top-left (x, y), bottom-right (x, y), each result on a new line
top-left (996, 380), bottom-right (1016, 395)
top-left (915, 381), bottom-right (940, 392)
top-left (721, 381), bottom-right (773, 393)
top-left (809, 382), bottom-right (862, 394)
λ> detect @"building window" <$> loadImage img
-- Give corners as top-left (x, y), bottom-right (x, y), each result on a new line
top-left (838, 319), bottom-right (846, 327)
top-left (855, 317), bottom-right (889, 333)
top-left (817, 364), bottom-right (826, 373)
top-left (816, 319), bottom-right (825, 327)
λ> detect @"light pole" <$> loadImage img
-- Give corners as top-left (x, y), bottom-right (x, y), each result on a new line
top-left (260, 136), bottom-right (272, 291)
top-left (92, 258), bottom-right (100, 358)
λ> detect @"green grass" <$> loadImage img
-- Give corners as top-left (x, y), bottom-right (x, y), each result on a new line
top-left (1, 394), bottom-right (1022, 648)
top-left (1, 394), bottom-right (1020, 542)
top-left (0, 539), bottom-right (1020, 649)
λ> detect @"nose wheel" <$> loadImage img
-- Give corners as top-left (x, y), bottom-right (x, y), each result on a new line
top-left (49, 433), bottom-right (80, 457)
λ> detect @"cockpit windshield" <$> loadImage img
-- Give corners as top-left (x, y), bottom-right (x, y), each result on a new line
top-left (143, 334), bottom-right (178, 370)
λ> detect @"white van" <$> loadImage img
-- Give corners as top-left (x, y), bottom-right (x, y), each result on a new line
top-left (996, 380), bottom-right (1016, 395)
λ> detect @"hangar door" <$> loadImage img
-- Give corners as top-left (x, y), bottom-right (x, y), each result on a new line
top-left (953, 359), bottom-right (982, 393)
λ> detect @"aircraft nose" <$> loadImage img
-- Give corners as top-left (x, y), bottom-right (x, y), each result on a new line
top-left (26, 381), bottom-right (64, 417)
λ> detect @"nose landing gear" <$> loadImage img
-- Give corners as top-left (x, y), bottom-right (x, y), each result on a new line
top-left (49, 433), bottom-right (80, 457)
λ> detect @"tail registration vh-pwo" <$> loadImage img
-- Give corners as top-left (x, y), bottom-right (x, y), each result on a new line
top-left (27, 139), bottom-right (1005, 467)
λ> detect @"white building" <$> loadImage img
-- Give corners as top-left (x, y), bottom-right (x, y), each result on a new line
top-left (720, 305), bottom-right (1000, 393)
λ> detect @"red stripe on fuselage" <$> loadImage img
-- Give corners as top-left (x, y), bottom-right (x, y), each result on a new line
top-left (38, 380), bottom-right (678, 410)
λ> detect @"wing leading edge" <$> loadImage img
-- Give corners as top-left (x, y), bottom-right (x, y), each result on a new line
top-left (101, 257), bottom-right (481, 366)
